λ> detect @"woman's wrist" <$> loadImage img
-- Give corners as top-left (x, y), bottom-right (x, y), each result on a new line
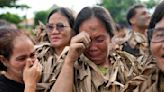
top-left (24, 83), bottom-right (36, 92)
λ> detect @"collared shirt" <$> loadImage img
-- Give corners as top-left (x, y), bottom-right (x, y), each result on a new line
top-left (35, 42), bottom-right (69, 92)
top-left (114, 30), bottom-right (148, 57)
top-left (122, 55), bottom-right (164, 92)
top-left (73, 51), bottom-right (140, 92)
top-left (35, 44), bottom-right (141, 92)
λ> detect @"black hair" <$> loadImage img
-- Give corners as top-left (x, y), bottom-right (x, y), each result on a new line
top-left (147, 1), bottom-right (164, 46)
top-left (0, 27), bottom-right (32, 71)
top-left (127, 4), bottom-right (145, 25)
top-left (73, 6), bottom-right (115, 37)
top-left (0, 27), bottom-right (21, 71)
top-left (47, 7), bottom-right (75, 29)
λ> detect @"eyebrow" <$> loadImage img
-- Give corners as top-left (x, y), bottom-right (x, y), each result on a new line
top-left (16, 52), bottom-right (35, 59)
top-left (16, 55), bottom-right (26, 60)
top-left (96, 35), bottom-right (106, 38)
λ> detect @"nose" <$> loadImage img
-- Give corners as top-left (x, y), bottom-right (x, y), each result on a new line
top-left (88, 41), bottom-right (98, 51)
top-left (146, 12), bottom-right (151, 19)
top-left (51, 27), bottom-right (60, 34)
top-left (26, 58), bottom-right (34, 66)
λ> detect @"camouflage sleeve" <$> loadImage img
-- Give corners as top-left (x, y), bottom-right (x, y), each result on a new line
top-left (121, 55), bottom-right (158, 92)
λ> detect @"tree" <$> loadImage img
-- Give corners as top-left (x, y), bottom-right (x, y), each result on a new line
top-left (99, 0), bottom-right (159, 25)
top-left (34, 5), bottom-right (58, 26)
top-left (0, 0), bottom-right (30, 8)
top-left (34, 11), bottom-right (49, 26)
top-left (142, 0), bottom-right (160, 8)
top-left (99, 0), bottom-right (140, 25)
top-left (0, 12), bottom-right (22, 24)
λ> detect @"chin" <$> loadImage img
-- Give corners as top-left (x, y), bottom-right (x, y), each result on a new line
top-left (51, 43), bottom-right (61, 47)
top-left (89, 58), bottom-right (102, 64)
top-left (157, 59), bottom-right (164, 72)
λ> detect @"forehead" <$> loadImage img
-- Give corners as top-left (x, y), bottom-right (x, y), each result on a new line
top-left (48, 12), bottom-right (68, 23)
top-left (135, 7), bottom-right (147, 14)
top-left (79, 17), bottom-right (108, 37)
top-left (13, 36), bottom-right (34, 54)
top-left (155, 17), bottom-right (164, 29)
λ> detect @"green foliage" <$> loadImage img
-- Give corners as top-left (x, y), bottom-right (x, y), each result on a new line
top-left (100, 0), bottom-right (140, 24)
top-left (0, 12), bottom-right (22, 24)
top-left (100, 0), bottom-right (159, 25)
top-left (142, 0), bottom-right (160, 8)
top-left (34, 11), bottom-right (49, 26)
top-left (0, 0), bottom-right (16, 7)
top-left (0, 0), bottom-right (30, 8)
top-left (34, 5), bottom-right (59, 26)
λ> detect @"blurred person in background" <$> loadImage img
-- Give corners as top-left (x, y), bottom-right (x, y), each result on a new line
top-left (123, 1), bottom-right (164, 91)
top-left (111, 24), bottom-right (129, 50)
top-left (0, 19), bottom-right (17, 29)
top-left (122, 4), bottom-right (151, 57)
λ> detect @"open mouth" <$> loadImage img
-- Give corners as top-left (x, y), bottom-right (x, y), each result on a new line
top-left (162, 55), bottom-right (164, 58)
top-left (160, 54), bottom-right (164, 61)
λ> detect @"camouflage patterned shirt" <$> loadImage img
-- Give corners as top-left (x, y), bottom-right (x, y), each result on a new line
top-left (35, 42), bottom-right (69, 92)
top-left (113, 31), bottom-right (148, 57)
top-left (122, 55), bottom-right (164, 92)
top-left (35, 43), bottom-right (142, 92)
top-left (72, 51), bottom-right (141, 92)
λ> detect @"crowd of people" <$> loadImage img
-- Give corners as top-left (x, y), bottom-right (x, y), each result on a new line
top-left (0, 1), bottom-right (164, 92)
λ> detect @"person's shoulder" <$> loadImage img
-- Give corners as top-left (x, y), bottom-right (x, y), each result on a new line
top-left (110, 51), bottom-right (138, 71)
top-left (0, 74), bottom-right (6, 81)
top-left (35, 42), bottom-right (53, 58)
top-left (0, 75), bottom-right (25, 92)
top-left (35, 42), bottom-right (51, 49)
top-left (114, 50), bottom-right (136, 61)
top-left (122, 65), bottom-right (159, 92)
top-left (0, 74), bottom-right (10, 84)
top-left (122, 30), bottom-right (133, 42)
top-left (0, 75), bottom-right (8, 91)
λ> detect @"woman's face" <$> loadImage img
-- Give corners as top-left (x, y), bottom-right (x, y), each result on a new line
top-left (4, 36), bottom-right (36, 79)
top-left (150, 17), bottom-right (164, 72)
top-left (79, 17), bottom-right (111, 65)
top-left (46, 12), bottom-right (72, 48)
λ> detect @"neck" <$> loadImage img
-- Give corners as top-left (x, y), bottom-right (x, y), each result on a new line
top-left (132, 26), bottom-right (146, 35)
top-left (98, 58), bottom-right (111, 68)
top-left (54, 46), bottom-right (65, 56)
top-left (4, 71), bottom-right (23, 83)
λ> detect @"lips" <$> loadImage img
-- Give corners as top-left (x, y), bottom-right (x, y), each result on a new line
top-left (87, 52), bottom-right (101, 60)
top-left (50, 36), bottom-right (61, 42)
top-left (87, 51), bottom-right (99, 56)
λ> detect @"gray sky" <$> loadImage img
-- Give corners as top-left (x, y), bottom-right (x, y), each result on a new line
top-left (0, 0), bottom-right (100, 18)
top-left (0, 0), bottom-right (154, 19)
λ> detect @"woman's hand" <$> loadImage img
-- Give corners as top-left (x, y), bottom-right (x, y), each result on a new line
top-left (23, 59), bottom-right (42, 86)
top-left (67, 32), bottom-right (91, 62)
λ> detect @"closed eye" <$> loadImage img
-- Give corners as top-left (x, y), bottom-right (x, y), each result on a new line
top-left (95, 36), bottom-right (106, 43)
top-left (56, 23), bottom-right (65, 28)
top-left (47, 25), bottom-right (54, 30)
top-left (16, 55), bottom-right (27, 61)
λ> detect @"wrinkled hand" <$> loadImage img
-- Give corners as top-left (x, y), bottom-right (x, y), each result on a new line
top-left (67, 32), bottom-right (91, 62)
top-left (23, 59), bottom-right (42, 85)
